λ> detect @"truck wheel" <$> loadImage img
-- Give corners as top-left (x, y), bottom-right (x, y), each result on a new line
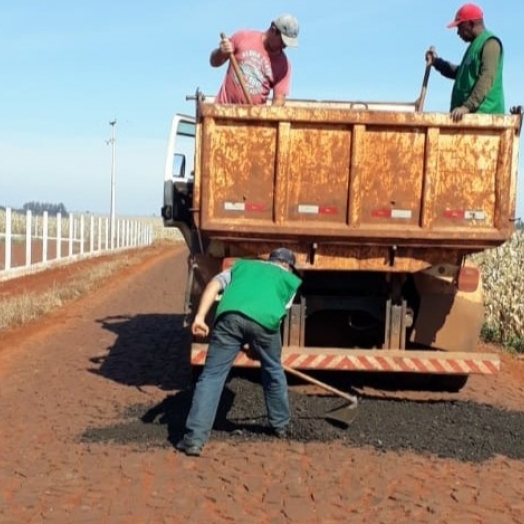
top-left (430, 374), bottom-right (469, 392)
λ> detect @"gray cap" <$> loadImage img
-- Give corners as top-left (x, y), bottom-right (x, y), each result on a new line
top-left (269, 247), bottom-right (296, 268)
top-left (273, 14), bottom-right (299, 47)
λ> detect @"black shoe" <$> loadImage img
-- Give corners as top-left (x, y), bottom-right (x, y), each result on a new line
top-left (273, 427), bottom-right (289, 439)
top-left (175, 439), bottom-right (203, 457)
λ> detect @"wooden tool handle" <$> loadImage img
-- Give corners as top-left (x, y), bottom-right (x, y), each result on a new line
top-left (283, 365), bottom-right (358, 404)
top-left (220, 32), bottom-right (253, 104)
top-left (415, 64), bottom-right (432, 112)
top-left (415, 48), bottom-right (434, 112)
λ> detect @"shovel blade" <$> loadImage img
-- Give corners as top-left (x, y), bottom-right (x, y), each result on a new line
top-left (324, 403), bottom-right (358, 427)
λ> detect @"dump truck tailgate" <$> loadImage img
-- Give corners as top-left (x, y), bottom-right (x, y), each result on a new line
top-left (194, 103), bottom-right (521, 250)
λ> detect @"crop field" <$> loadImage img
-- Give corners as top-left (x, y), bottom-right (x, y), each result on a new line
top-left (473, 229), bottom-right (524, 352)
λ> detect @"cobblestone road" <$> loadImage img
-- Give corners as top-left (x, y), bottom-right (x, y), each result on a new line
top-left (1, 243), bottom-right (523, 523)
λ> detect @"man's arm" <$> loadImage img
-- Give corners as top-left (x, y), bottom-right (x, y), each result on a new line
top-left (210, 36), bottom-right (234, 67)
top-left (191, 279), bottom-right (222, 336)
top-left (210, 47), bottom-right (229, 67)
top-left (271, 60), bottom-right (291, 106)
top-left (433, 57), bottom-right (458, 79)
top-left (426, 47), bottom-right (457, 79)
top-left (271, 94), bottom-right (286, 106)
top-left (191, 270), bottom-right (231, 336)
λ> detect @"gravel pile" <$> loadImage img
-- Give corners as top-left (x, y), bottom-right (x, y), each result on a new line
top-left (82, 374), bottom-right (524, 463)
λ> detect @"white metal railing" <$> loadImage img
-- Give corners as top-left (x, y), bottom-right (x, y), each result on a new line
top-left (0, 207), bottom-right (155, 282)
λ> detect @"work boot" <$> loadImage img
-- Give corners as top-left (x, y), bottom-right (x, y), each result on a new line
top-left (175, 439), bottom-right (203, 457)
top-left (273, 426), bottom-right (289, 439)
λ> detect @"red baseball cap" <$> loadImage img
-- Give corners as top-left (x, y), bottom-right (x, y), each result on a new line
top-left (447, 3), bottom-right (484, 28)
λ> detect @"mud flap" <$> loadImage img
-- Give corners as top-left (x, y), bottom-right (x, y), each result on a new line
top-left (410, 264), bottom-right (484, 353)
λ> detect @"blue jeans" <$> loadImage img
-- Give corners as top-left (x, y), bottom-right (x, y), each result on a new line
top-left (184, 313), bottom-right (289, 447)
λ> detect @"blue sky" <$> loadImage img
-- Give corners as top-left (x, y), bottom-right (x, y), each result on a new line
top-left (1, 1), bottom-right (523, 218)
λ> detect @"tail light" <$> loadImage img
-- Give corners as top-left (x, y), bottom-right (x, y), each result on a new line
top-left (457, 266), bottom-right (480, 292)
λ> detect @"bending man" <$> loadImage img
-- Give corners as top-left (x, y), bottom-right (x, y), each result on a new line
top-left (176, 248), bottom-right (302, 456)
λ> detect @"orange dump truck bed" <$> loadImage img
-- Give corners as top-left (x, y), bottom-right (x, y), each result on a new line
top-left (193, 101), bottom-right (521, 272)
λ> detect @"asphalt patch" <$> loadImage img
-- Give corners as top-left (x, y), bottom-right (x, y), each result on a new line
top-left (81, 375), bottom-right (524, 463)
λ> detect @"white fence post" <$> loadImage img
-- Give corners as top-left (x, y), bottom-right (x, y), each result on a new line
top-left (89, 215), bottom-right (94, 254)
top-left (25, 210), bottom-right (32, 267)
top-left (117, 220), bottom-right (121, 249)
top-left (56, 213), bottom-right (62, 260)
top-left (97, 217), bottom-right (102, 251)
top-left (104, 218), bottom-right (109, 250)
top-left (42, 211), bottom-right (49, 264)
top-left (80, 215), bottom-right (85, 255)
top-left (68, 213), bottom-right (74, 257)
top-left (5, 207), bottom-right (12, 271)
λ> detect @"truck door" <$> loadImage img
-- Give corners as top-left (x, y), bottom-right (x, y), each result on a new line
top-left (161, 114), bottom-right (196, 227)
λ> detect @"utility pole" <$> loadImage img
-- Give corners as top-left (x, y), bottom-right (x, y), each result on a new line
top-left (108, 120), bottom-right (117, 249)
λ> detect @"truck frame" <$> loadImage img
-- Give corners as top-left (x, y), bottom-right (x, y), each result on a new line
top-left (162, 91), bottom-right (522, 391)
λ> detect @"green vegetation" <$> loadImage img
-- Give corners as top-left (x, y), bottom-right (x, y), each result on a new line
top-left (475, 230), bottom-right (524, 354)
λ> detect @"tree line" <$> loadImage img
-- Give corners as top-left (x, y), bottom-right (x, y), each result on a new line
top-left (0, 202), bottom-right (69, 217)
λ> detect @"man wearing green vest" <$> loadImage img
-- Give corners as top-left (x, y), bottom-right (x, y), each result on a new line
top-left (425, 3), bottom-right (505, 122)
top-left (176, 248), bottom-right (302, 457)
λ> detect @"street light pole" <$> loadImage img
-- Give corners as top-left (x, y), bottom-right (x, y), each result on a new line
top-left (108, 120), bottom-right (117, 249)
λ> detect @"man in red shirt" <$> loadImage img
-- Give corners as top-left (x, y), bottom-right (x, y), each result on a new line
top-left (210, 14), bottom-right (299, 106)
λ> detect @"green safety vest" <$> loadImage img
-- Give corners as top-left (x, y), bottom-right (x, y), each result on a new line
top-left (450, 30), bottom-right (505, 113)
top-left (215, 259), bottom-right (302, 331)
